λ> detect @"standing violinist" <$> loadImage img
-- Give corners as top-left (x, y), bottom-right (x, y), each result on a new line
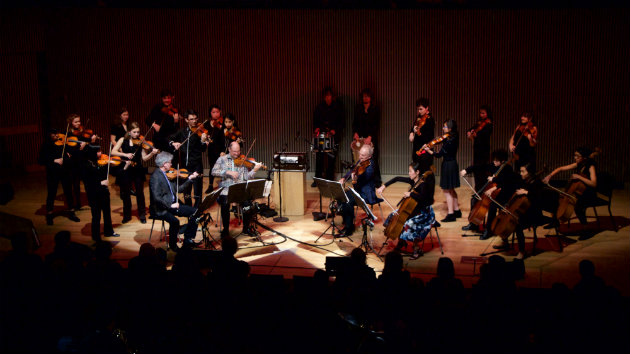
top-left (38, 129), bottom-right (80, 225)
top-left (466, 105), bottom-right (493, 212)
top-left (168, 109), bottom-right (210, 208)
top-left (509, 111), bottom-right (538, 171)
top-left (110, 107), bottom-right (129, 146)
top-left (67, 114), bottom-right (98, 211)
top-left (211, 141), bottom-right (262, 238)
top-left (83, 146), bottom-right (119, 242)
top-left (422, 120), bottom-right (461, 222)
top-left (470, 149), bottom-right (520, 240)
top-left (313, 87), bottom-right (344, 184)
top-left (145, 89), bottom-right (180, 152)
top-left (409, 97), bottom-right (435, 173)
top-left (353, 88), bottom-right (382, 186)
top-left (542, 146), bottom-right (597, 235)
top-left (111, 122), bottom-right (159, 223)
top-left (338, 144), bottom-right (379, 237)
top-left (493, 163), bottom-right (544, 259)
top-left (376, 162), bottom-right (435, 260)
top-left (223, 113), bottom-right (243, 152)
top-left (204, 104), bottom-right (226, 193)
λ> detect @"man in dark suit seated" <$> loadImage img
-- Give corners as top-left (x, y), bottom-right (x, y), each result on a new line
top-left (149, 152), bottom-right (200, 251)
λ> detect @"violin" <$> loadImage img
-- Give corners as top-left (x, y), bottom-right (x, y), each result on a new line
top-left (191, 122), bottom-right (210, 140)
top-left (413, 115), bottom-right (428, 136)
top-left (131, 136), bottom-right (156, 151)
top-left (71, 125), bottom-right (99, 141)
top-left (342, 159), bottom-right (371, 185)
top-left (97, 154), bottom-right (122, 166)
top-left (161, 105), bottom-right (179, 118)
top-left (233, 155), bottom-right (267, 170)
top-left (54, 134), bottom-right (79, 147)
top-left (416, 133), bottom-right (450, 156)
top-left (166, 168), bottom-right (189, 180)
top-left (211, 117), bottom-right (223, 129)
top-left (468, 118), bottom-right (491, 138)
top-left (224, 127), bottom-right (243, 142)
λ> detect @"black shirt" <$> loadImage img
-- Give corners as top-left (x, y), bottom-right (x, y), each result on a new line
top-left (353, 103), bottom-right (380, 142)
top-left (411, 114), bottom-right (436, 153)
top-left (383, 172), bottom-right (435, 216)
top-left (110, 123), bottom-right (127, 143)
top-left (314, 100), bottom-right (344, 135)
top-left (433, 135), bottom-right (459, 161)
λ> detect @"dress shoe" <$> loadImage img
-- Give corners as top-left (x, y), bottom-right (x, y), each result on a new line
top-left (67, 212), bottom-right (80, 222)
top-left (462, 223), bottom-right (478, 231)
top-left (139, 218), bottom-right (147, 224)
top-left (46, 214), bottom-right (54, 225)
top-left (311, 181), bottom-right (317, 187)
top-left (441, 214), bottom-right (456, 222)
top-left (121, 217), bottom-right (131, 224)
top-left (453, 210), bottom-right (462, 218)
top-left (105, 232), bottom-right (120, 237)
top-left (338, 227), bottom-right (354, 237)
top-left (479, 230), bottom-right (492, 240)
top-left (130, 189), bottom-right (136, 196)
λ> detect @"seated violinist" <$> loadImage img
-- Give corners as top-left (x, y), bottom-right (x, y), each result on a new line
top-left (493, 163), bottom-right (544, 259)
top-left (211, 141), bottom-right (263, 238)
top-left (542, 146), bottom-right (597, 234)
top-left (149, 152), bottom-right (200, 251)
top-left (111, 122), bottom-right (159, 223)
top-left (338, 144), bottom-right (379, 237)
top-left (376, 162), bottom-right (435, 259)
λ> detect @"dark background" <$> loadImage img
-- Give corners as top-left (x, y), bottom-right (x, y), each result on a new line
top-left (1, 3), bottom-right (629, 182)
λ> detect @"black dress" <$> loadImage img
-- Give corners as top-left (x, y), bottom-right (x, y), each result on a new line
top-left (434, 135), bottom-right (460, 190)
top-left (411, 114), bottom-right (435, 171)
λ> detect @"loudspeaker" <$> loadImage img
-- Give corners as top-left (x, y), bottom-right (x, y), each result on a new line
top-left (191, 249), bottom-right (224, 269)
top-left (0, 212), bottom-right (40, 252)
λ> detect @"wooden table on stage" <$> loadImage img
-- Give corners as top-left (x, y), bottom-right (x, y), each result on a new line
top-left (272, 171), bottom-right (305, 216)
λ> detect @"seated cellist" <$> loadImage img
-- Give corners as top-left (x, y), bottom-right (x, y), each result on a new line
top-left (376, 162), bottom-right (435, 260)
top-left (542, 146), bottom-right (597, 237)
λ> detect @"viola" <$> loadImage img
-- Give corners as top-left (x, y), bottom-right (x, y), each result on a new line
top-left (342, 159), bottom-right (371, 185)
top-left (166, 168), bottom-right (189, 180)
top-left (416, 133), bottom-right (450, 156)
top-left (233, 155), bottom-right (267, 170)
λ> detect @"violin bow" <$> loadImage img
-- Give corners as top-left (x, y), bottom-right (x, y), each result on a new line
top-left (130, 124), bottom-right (156, 159)
top-left (106, 141), bottom-right (113, 178)
top-left (461, 175), bottom-right (482, 201)
top-left (179, 119), bottom-right (209, 147)
top-left (60, 123), bottom-right (70, 160)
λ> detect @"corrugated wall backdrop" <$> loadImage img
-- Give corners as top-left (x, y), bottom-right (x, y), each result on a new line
top-left (1, 8), bottom-right (629, 182)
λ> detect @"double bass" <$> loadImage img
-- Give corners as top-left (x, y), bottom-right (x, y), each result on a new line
top-left (381, 171), bottom-right (433, 240)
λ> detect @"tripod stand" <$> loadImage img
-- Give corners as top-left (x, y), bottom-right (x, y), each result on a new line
top-left (313, 177), bottom-right (350, 242)
top-left (192, 187), bottom-right (223, 249)
top-left (315, 200), bottom-right (346, 242)
top-left (359, 217), bottom-right (382, 261)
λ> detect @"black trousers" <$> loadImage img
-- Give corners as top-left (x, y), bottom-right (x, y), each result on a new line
top-left (119, 170), bottom-right (146, 220)
top-left (160, 204), bottom-right (197, 248)
top-left (218, 195), bottom-right (252, 236)
top-left (45, 166), bottom-right (75, 212)
top-left (70, 165), bottom-right (83, 209)
top-left (315, 151), bottom-right (336, 181)
top-left (182, 163), bottom-right (204, 207)
top-left (86, 185), bottom-right (113, 241)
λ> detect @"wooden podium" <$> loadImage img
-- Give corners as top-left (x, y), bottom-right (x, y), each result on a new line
top-left (272, 171), bottom-right (305, 216)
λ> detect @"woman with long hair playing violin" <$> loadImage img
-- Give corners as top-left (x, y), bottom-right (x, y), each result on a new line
top-left (509, 111), bottom-right (538, 171)
top-left (422, 119), bottom-right (461, 222)
top-left (223, 113), bottom-right (243, 151)
top-left (377, 162), bottom-right (435, 259)
top-left (112, 122), bottom-right (159, 223)
top-left (204, 104), bottom-right (226, 193)
top-left (542, 146), bottom-right (597, 236)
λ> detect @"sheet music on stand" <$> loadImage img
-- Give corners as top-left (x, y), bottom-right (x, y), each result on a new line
top-left (193, 187), bottom-right (224, 218)
top-left (227, 179), bottom-right (267, 204)
top-left (348, 187), bottom-right (377, 221)
top-left (313, 177), bottom-right (348, 204)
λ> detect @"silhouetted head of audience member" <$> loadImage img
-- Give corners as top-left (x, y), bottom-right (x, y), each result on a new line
top-left (350, 248), bottom-right (367, 265)
top-left (436, 257), bottom-right (455, 279)
top-left (138, 243), bottom-right (156, 259)
top-left (54, 231), bottom-right (71, 250)
top-left (10, 232), bottom-right (29, 254)
top-left (383, 251), bottom-right (403, 274)
top-left (94, 241), bottom-right (113, 261)
top-left (579, 259), bottom-right (596, 278)
top-left (222, 236), bottom-right (238, 257)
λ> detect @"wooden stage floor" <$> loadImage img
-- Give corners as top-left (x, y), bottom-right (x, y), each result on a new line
top-left (2, 172), bottom-right (629, 295)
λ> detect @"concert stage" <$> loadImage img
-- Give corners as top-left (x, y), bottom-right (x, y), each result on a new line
top-left (1, 172), bottom-right (629, 295)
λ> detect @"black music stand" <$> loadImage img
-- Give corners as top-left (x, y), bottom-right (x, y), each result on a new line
top-left (229, 179), bottom-right (267, 241)
top-left (348, 187), bottom-right (381, 261)
top-left (314, 177), bottom-right (349, 242)
top-left (193, 187), bottom-right (223, 249)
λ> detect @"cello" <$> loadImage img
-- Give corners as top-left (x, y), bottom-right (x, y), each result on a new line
top-left (465, 157), bottom-right (515, 227)
top-left (381, 171), bottom-right (433, 240)
top-left (554, 149), bottom-right (599, 222)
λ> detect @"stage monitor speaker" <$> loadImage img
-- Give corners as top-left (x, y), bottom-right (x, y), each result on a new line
top-left (191, 249), bottom-right (224, 269)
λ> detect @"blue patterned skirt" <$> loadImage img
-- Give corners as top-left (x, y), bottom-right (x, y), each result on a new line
top-left (385, 206), bottom-right (436, 242)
